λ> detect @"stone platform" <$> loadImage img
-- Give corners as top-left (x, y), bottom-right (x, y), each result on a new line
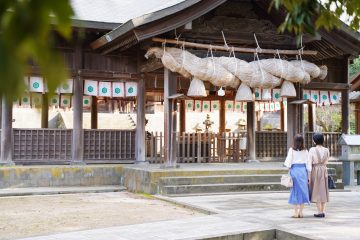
top-left (0, 163), bottom-right (343, 196)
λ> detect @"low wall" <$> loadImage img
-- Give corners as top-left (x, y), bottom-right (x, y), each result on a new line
top-left (0, 165), bottom-right (125, 188)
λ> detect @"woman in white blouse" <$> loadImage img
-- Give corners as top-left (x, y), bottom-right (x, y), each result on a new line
top-left (284, 134), bottom-right (311, 218)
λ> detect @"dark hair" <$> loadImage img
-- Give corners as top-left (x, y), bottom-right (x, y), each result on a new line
top-left (293, 134), bottom-right (305, 151)
top-left (313, 132), bottom-right (324, 145)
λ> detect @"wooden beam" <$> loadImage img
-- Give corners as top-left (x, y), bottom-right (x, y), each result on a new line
top-left (304, 82), bottom-right (351, 91)
top-left (0, 97), bottom-right (14, 166)
top-left (140, 58), bottom-right (163, 73)
top-left (247, 102), bottom-right (256, 160)
top-left (152, 37), bottom-right (318, 56)
top-left (135, 77), bottom-right (147, 163)
top-left (280, 102), bottom-right (285, 131)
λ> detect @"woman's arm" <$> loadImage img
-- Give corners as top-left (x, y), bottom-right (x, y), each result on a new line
top-left (284, 148), bottom-right (292, 169)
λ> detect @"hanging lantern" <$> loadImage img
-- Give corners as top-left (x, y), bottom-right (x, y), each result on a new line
top-left (262, 88), bottom-right (272, 101)
top-left (235, 83), bottom-right (253, 102)
top-left (187, 77), bottom-right (207, 97)
top-left (217, 87), bottom-right (225, 97)
top-left (280, 81), bottom-right (296, 98)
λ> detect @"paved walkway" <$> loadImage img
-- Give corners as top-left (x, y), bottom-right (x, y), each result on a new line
top-left (19, 189), bottom-right (360, 240)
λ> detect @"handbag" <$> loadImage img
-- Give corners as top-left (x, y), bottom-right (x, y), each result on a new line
top-left (281, 174), bottom-right (293, 187)
top-left (328, 175), bottom-right (336, 189)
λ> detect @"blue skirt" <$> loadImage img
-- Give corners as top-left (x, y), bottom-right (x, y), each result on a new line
top-left (288, 164), bottom-right (310, 205)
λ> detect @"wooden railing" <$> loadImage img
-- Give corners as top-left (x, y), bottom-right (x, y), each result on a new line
top-left (84, 130), bottom-right (136, 161)
top-left (146, 132), bottom-right (247, 163)
top-left (3, 129), bottom-right (342, 164)
top-left (256, 131), bottom-right (287, 159)
top-left (11, 129), bottom-right (135, 164)
top-left (13, 129), bottom-right (72, 164)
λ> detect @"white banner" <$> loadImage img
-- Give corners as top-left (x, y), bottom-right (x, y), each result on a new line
top-left (270, 102), bottom-right (275, 111)
top-left (259, 102), bottom-right (265, 111)
top-left (125, 82), bottom-right (137, 97)
top-left (58, 79), bottom-right (73, 94)
top-left (29, 76), bottom-right (44, 93)
top-left (84, 80), bottom-right (98, 96)
top-left (21, 94), bottom-right (31, 107)
top-left (194, 100), bottom-right (202, 112)
top-left (320, 91), bottom-right (330, 106)
top-left (225, 101), bottom-right (234, 112)
top-left (83, 96), bottom-right (92, 107)
top-left (202, 101), bottom-right (210, 112)
top-left (60, 95), bottom-right (71, 108)
top-left (254, 88), bottom-right (261, 100)
top-left (310, 91), bottom-right (320, 104)
top-left (234, 102), bottom-right (242, 112)
top-left (303, 90), bottom-right (311, 100)
top-left (272, 89), bottom-right (281, 101)
top-left (211, 101), bottom-right (219, 112)
top-left (185, 100), bottom-right (194, 111)
top-left (329, 91), bottom-right (340, 104)
top-left (275, 102), bottom-right (281, 111)
top-left (112, 82), bottom-right (125, 97)
top-left (31, 93), bottom-right (42, 107)
top-left (49, 95), bottom-right (59, 107)
top-left (242, 102), bottom-right (247, 112)
top-left (99, 82), bottom-right (112, 97)
top-left (264, 102), bottom-right (270, 112)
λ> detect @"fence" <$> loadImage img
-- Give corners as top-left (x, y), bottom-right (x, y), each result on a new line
top-left (5, 129), bottom-right (342, 164)
top-left (146, 132), bottom-right (247, 163)
top-left (11, 129), bottom-right (135, 164)
top-left (146, 131), bottom-right (342, 163)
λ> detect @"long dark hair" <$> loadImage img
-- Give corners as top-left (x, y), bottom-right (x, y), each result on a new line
top-left (293, 134), bottom-right (305, 151)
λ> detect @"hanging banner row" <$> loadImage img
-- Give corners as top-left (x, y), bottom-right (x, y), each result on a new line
top-left (303, 90), bottom-right (341, 105)
top-left (25, 77), bottom-right (138, 98)
top-left (15, 94), bottom-right (94, 108)
top-left (253, 88), bottom-right (341, 105)
top-left (185, 100), bottom-right (286, 113)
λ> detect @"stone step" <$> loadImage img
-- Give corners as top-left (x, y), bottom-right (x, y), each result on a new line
top-left (159, 174), bottom-right (283, 186)
top-left (0, 186), bottom-right (126, 197)
top-left (161, 182), bottom-right (287, 195)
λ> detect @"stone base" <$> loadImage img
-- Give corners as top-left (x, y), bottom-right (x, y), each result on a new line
top-left (0, 161), bottom-right (15, 167)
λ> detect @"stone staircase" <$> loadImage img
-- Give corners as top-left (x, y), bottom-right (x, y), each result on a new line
top-left (158, 168), bottom-right (343, 196)
top-left (158, 171), bottom-right (287, 196)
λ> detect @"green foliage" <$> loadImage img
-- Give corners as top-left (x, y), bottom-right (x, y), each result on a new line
top-left (316, 105), bottom-right (342, 132)
top-left (0, 0), bottom-right (73, 100)
top-left (349, 57), bottom-right (360, 77)
top-left (271, 0), bottom-right (360, 43)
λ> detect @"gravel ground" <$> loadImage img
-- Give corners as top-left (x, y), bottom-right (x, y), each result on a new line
top-left (0, 192), bottom-right (202, 240)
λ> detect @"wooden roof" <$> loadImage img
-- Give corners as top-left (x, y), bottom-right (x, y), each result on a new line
top-left (90, 0), bottom-right (360, 61)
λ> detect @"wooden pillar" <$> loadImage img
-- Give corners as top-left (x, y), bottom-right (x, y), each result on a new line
top-left (247, 102), bottom-right (256, 160)
top-left (219, 100), bottom-right (226, 133)
top-left (308, 104), bottom-right (316, 132)
top-left (355, 102), bottom-right (360, 134)
top-left (163, 68), bottom-right (177, 167)
top-left (135, 77), bottom-right (146, 163)
top-left (41, 94), bottom-right (48, 128)
top-left (180, 100), bottom-right (186, 133)
top-left (0, 97), bottom-right (14, 165)
top-left (287, 101), bottom-right (298, 149)
top-left (91, 96), bottom-right (97, 129)
top-left (71, 37), bottom-right (84, 164)
top-left (280, 102), bottom-right (285, 131)
top-left (341, 90), bottom-right (350, 134)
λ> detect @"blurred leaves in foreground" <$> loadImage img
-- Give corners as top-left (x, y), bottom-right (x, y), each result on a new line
top-left (0, 0), bottom-right (73, 100)
top-left (271, 0), bottom-right (360, 44)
